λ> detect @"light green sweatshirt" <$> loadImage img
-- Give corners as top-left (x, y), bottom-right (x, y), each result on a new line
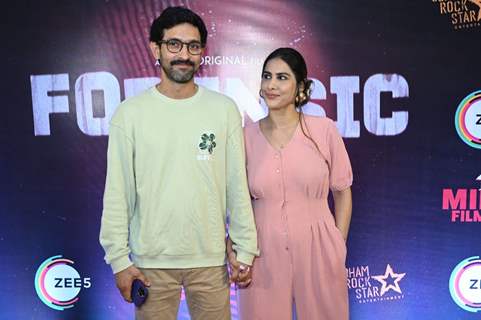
top-left (99, 86), bottom-right (259, 274)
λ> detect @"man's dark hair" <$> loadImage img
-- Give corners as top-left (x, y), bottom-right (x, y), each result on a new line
top-left (149, 6), bottom-right (208, 47)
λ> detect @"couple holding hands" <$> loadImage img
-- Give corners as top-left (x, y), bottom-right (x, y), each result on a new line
top-left (100, 6), bottom-right (352, 320)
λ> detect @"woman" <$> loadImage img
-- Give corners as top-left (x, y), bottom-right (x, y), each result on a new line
top-left (232, 48), bottom-right (353, 320)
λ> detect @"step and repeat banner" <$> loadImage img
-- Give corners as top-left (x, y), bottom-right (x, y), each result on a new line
top-left (1, 0), bottom-right (480, 319)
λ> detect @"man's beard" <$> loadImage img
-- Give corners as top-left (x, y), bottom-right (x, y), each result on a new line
top-left (162, 59), bottom-right (196, 83)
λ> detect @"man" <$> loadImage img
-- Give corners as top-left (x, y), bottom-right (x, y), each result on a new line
top-left (99, 6), bottom-right (258, 319)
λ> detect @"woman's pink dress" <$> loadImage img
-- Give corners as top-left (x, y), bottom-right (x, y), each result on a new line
top-left (238, 115), bottom-right (352, 320)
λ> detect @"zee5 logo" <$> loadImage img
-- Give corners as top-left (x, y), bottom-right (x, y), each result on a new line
top-left (455, 90), bottom-right (481, 149)
top-left (449, 256), bottom-right (481, 313)
top-left (34, 255), bottom-right (91, 310)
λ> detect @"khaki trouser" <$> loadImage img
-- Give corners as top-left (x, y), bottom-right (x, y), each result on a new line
top-left (135, 266), bottom-right (230, 320)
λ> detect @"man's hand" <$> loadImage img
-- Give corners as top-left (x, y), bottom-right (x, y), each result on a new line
top-left (226, 237), bottom-right (253, 288)
top-left (114, 265), bottom-right (151, 302)
top-left (236, 262), bottom-right (253, 288)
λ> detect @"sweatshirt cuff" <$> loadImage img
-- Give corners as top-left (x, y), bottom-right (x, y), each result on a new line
top-left (110, 255), bottom-right (133, 274)
top-left (235, 250), bottom-right (255, 266)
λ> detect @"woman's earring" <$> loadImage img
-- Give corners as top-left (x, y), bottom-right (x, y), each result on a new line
top-left (155, 59), bottom-right (161, 66)
top-left (295, 92), bottom-right (306, 106)
top-left (299, 92), bottom-right (306, 102)
top-left (259, 90), bottom-right (264, 98)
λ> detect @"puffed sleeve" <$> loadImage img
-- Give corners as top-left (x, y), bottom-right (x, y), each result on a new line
top-left (326, 120), bottom-right (353, 191)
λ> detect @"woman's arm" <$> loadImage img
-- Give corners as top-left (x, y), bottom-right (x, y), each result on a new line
top-left (332, 187), bottom-right (352, 241)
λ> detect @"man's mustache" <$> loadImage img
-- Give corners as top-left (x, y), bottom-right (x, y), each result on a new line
top-left (171, 59), bottom-right (195, 66)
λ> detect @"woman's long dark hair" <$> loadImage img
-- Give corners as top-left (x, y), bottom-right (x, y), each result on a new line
top-left (262, 48), bottom-right (322, 157)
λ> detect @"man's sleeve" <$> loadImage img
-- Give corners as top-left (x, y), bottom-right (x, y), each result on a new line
top-left (99, 119), bottom-right (136, 274)
top-left (226, 107), bottom-right (259, 266)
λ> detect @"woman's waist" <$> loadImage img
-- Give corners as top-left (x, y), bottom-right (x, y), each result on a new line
top-left (252, 198), bottom-right (332, 221)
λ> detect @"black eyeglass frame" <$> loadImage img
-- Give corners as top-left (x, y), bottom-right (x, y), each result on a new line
top-left (157, 39), bottom-right (204, 55)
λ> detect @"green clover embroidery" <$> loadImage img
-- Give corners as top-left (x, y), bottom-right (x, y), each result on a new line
top-left (199, 133), bottom-right (216, 154)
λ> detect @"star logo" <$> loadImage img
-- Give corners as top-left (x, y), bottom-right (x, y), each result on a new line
top-left (372, 264), bottom-right (406, 296)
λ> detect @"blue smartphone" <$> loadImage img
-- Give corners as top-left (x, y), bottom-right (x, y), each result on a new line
top-left (131, 279), bottom-right (148, 307)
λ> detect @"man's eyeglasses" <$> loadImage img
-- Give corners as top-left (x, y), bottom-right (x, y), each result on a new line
top-left (158, 39), bottom-right (203, 55)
